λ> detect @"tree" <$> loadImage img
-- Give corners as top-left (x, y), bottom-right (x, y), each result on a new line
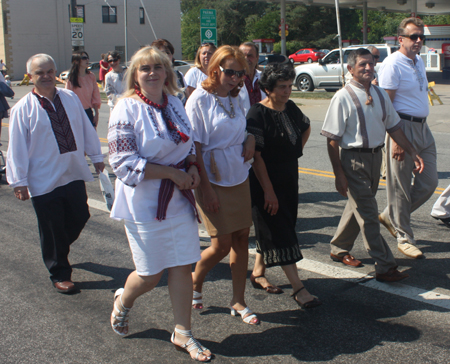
top-left (180, 1), bottom-right (450, 59)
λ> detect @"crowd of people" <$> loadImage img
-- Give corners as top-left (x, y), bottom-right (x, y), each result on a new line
top-left (4, 16), bottom-right (449, 362)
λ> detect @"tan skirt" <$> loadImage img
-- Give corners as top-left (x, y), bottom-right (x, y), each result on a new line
top-left (195, 178), bottom-right (252, 237)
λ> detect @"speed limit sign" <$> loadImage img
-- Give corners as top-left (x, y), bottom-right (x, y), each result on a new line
top-left (71, 22), bottom-right (84, 46)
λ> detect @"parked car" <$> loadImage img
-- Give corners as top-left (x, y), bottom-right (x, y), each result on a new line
top-left (173, 60), bottom-right (191, 75)
top-left (87, 62), bottom-right (100, 81)
top-left (258, 53), bottom-right (291, 69)
top-left (294, 44), bottom-right (399, 92)
top-left (289, 48), bottom-right (326, 64)
top-left (318, 49), bottom-right (330, 55)
top-left (59, 69), bottom-right (70, 80)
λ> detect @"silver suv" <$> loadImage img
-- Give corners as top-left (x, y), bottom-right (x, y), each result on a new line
top-left (294, 44), bottom-right (399, 92)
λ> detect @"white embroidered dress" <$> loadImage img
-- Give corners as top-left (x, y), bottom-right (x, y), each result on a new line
top-left (108, 95), bottom-right (200, 275)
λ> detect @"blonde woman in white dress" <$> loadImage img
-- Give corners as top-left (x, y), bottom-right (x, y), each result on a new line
top-left (108, 46), bottom-right (211, 362)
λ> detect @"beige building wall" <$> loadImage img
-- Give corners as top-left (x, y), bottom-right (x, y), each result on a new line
top-left (5, 0), bottom-right (182, 80)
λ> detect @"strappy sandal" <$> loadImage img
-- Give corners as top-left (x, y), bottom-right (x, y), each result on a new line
top-left (171, 327), bottom-right (212, 362)
top-left (192, 290), bottom-right (203, 310)
top-left (291, 287), bottom-right (322, 309)
top-left (111, 288), bottom-right (132, 336)
top-left (230, 306), bottom-right (260, 325)
top-left (250, 274), bottom-right (283, 294)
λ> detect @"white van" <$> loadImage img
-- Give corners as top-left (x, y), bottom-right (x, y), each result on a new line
top-left (294, 44), bottom-right (399, 92)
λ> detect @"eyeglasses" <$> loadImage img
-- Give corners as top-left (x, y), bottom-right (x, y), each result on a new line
top-left (108, 58), bottom-right (119, 63)
top-left (81, 56), bottom-right (89, 60)
top-left (219, 65), bottom-right (245, 78)
top-left (401, 34), bottom-right (426, 41)
top-left (373, 55), bottom-right (380, 59)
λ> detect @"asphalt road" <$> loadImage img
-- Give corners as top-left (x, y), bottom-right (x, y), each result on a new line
top-left (1, 84), bottom-right (450, 363)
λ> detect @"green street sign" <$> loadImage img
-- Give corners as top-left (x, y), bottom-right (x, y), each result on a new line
top-left (200, 9), bottom-right (216, 28)
top-left (200, 28), bottom-right (217, 46)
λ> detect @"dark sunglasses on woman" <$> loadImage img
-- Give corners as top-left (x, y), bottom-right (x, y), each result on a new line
top-left (219, 66), bottom-right (245, 78)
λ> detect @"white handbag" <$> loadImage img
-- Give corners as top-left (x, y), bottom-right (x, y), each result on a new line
top-left (99, 169), bottom-right (115, 211)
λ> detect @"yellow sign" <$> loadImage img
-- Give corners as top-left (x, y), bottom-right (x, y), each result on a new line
top-left (70, 17), bottom-right (83, 23)
top-left (278, 30), bottom-right (289, 36)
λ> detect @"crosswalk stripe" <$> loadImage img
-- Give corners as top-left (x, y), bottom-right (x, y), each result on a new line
top-left (87, 197), bottom-right (450, 310)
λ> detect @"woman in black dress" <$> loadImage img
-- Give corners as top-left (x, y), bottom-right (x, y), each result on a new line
top-left (246, 64), bottom-right (321, 309)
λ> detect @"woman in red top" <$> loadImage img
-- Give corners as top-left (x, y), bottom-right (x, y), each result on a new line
top-left (99, 53), bottom-right (109, 88)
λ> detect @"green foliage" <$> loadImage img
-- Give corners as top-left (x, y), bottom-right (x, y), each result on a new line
top-left (421, 15), bottom-right (450, 25)
top-left (180, 1), bottom-right (450, 59)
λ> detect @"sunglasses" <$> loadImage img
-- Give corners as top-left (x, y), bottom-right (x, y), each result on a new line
top-left (401, 34), bottom-right (426, 41)
top-left (108, 58), bottom-right (119, 63)
top-left (219, 65), bottom-right (245, 78)
top-left (373, 55), bottom-right (380, 59)
top-left (81, 56), bottom-right (89, 60)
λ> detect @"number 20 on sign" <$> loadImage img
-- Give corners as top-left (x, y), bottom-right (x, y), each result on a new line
top-left (71, 23), bottom-right (84, 46)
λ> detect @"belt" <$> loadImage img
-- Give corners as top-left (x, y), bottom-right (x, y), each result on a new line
top-left (348, 144), bottom-right (384, 153)
top-left (398, 112), bottom-right (427, 123)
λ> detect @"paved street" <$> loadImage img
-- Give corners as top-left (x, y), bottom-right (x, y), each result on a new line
top-left (1, 82), bottom-right (450, 363)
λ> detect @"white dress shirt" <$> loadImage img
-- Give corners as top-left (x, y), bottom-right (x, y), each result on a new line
top-left (7, 88), bottom-right (103, 197)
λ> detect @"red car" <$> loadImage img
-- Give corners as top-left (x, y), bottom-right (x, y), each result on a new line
top-left (289, 48), bottom-right (325, 64)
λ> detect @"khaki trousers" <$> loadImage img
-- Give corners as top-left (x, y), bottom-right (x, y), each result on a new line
top-left (382, 120), bottom-right (438, 245)
top-left (330, 149), bottom-right (397, 274)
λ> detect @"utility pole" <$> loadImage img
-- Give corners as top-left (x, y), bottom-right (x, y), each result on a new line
top-left (70, 0), bottom-right (80, 52)
top-left (124, 0), bottom-right (128, 63)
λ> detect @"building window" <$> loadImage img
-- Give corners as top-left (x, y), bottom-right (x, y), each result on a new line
top-left (102, 6), bottom-right (117, 23)
top-left (2, 11), bottom-right (8, 34)
top-left (68, 5), bottom-right (85, 22)
top-left (139, 7), bottom-right (145, 24)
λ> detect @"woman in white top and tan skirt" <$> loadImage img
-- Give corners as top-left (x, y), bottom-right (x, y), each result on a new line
top-left (186, 45), bottom-right (259, 325)
top-left (108, 46), bottom-right (211, 362)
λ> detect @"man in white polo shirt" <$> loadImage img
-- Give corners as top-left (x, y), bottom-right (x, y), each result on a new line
top-left (378, 17), bottom-right (438, 259)
top-left (322, 48), bottom-right (424, 282)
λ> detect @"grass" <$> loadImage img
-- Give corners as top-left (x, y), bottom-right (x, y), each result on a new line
top-left (290, 91), bottom-right (335, 99)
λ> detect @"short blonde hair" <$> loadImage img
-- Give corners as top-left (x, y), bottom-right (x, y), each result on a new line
top-left (194, 43), bottom-right (217, 69)
top-left (202, 45), bottom-right (249, 98)
top-left (122, 46), bottom-right (179, 98)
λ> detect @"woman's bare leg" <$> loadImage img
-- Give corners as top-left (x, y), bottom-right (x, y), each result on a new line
top-left (192, 234), bottom-right (232, 293)
top-left (169, 265), bottom-right (212, 361)
top-left (229, 228), bottom-right (259, 324)
top-left (281, 264), bottom-right (315, 304)
top-left (111, 270), bottom-right (163, 335)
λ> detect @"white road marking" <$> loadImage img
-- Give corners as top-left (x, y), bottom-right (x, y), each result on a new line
top-left (88, 198), bottom-right (450, 310)
top-left (296, 259), bottom-right (450, 310)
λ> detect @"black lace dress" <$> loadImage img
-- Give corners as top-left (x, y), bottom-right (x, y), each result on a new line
top-left (246, 100), bottom-right (310, 267)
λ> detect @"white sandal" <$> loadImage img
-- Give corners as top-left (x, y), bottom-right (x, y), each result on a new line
top-left (111, 288), bottom-right (131, 336)
top-left (192, 290), bottom-right (203, 310)
top-left (230, 306), bottom-right (260, 325)
top-left (170, 327), bottom-right (212, 362)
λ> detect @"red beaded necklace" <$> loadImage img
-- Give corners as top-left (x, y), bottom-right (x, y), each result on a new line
top-left (135, 85), bottom-right (189, 143)
top-left (135, 85), bottom-right (168, 109)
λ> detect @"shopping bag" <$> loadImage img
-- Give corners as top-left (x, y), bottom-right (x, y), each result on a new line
top-left (99, 169), bottom-right (115, 211)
